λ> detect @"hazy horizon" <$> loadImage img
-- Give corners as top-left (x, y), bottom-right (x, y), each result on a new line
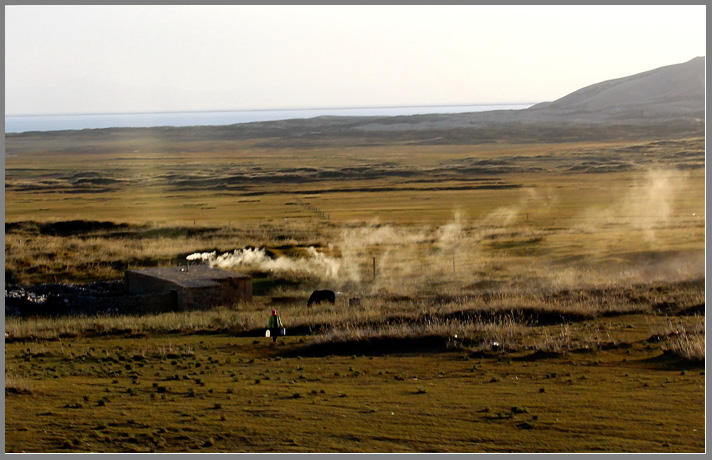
top-left (5, 5), bottom-right (706, 116)
top-left (5, 101), bottom-right (537, 118)
top-left (5, 102), bottom-right (536, 133)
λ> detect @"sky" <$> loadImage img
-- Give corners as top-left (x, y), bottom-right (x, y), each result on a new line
top-left (4, 5), bottom-right (707, 115)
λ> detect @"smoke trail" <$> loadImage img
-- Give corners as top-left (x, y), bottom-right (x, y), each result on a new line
top-left (575, 168), bottom-right (692, 244)
top-left (187, 247), bottom-right (344, 282)
top-left (483, 186), bottom-right (560, 228)
top-left (186, 180), bottom-right (702, 296)
top-left (622, 169), bottom-right (687, 242)
top-left (436, 210), bottom-right (464, 252)
top-left (185, 218), bottom-right (470, 292)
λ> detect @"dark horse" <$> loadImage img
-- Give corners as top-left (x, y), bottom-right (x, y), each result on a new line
top-left (307, 289), bottom-right (336, 306)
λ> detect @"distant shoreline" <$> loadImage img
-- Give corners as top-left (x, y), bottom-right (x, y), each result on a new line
top-left (6, 102), bottom-right (538, 118)
top-left (5, 103), bottom-right (536, 133)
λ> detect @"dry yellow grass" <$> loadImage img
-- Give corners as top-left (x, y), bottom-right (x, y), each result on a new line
top-left (4, 312), bottom-right (705, 453)
top-left (656, 319), bottom-right (705, 362)
top-left (4, 134), bottom-right (705, 452)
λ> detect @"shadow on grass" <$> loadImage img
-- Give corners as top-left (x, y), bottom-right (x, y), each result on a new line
top-left (281, 335), bottom-right (452, 358)
top-left (641, 349), bottom-right (705, 370)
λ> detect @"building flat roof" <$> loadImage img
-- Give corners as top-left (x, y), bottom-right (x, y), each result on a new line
top-left (125, 265), bottom-right (250, 289)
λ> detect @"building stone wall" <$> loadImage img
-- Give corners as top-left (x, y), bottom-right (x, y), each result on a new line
top-left (124, 267), bottom-right (252, 311)
top-left (76, 292), bottom-right (176, 315)
top-left (6, 291), bottom-right (176, 317)
top-left (216, 277), bottom-right (253, 304)
top-left (181, 286), bottom-right (223, 311)
top-left (125, 271), bottom-right (180, 296)
top-left (6, 269), bottom-right (253, 317)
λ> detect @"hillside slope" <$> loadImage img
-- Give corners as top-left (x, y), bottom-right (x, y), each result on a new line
top-left (354, 57), bottom-right (705, 131)
top-left (5, 58), bottom-right (705, 148)
top-left (527, 56), bottom-right (705, 122)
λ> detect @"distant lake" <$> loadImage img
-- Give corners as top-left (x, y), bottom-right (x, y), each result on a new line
top-left (5, 103), bottom-right (534, 133)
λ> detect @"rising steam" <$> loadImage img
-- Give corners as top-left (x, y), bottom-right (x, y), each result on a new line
top-left (187, 247), bottom-right (343, 282)
top-left (186, 218), bottom-right (478, 293)
top-left (186, 171), bottom-right (702, 296)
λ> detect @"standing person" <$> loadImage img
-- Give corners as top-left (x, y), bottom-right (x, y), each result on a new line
top-left (266, 309), bottom-right (284, 343)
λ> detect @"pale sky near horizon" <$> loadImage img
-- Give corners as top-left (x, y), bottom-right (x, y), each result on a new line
top-left (5, 5), bottom-right (707, 115)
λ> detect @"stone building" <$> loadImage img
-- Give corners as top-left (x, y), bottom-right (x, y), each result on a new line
top-left (124, 265), bottom-right (252, 311)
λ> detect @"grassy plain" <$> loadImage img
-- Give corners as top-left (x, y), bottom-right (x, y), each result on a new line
top-left (4, 327), bottom-right (706, 453)
top-left (4, 131), bottom-right (706, 452)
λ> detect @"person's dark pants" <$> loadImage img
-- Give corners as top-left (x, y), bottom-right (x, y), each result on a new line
top-left (270, 329), bottom-right (278, 342)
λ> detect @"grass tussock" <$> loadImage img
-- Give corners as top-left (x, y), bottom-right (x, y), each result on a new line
top-left (656, 320), bottom-right (705, 362)
top-left (5, 279), bottom-right (703, 349)
top-left (4, 308), bottom-right (264, 341)
top-left (5, 374), bottom-right (32, 395)
top-left (314, 313), bottom-right (526, 350)
top-left (3, 135), bottom-right (706, 453)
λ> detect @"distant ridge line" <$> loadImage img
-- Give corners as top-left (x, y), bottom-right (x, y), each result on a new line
top-left (6, 102), bottom-right (539, 119)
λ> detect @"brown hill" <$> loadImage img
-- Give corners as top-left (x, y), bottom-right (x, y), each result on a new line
top-left (527, 56), bottom-right (705, 123)
top-left (5, 58), bottom-right (705, 148)
top-left (354, 57), bottom-right (705, 131)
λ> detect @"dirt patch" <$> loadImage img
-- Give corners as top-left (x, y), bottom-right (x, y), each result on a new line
top-left (5, 387), bottom-right (32, 396)
top-left (426, 307), bottom-right (594, 326)
top-left (38, 220), bottom-right (131, 236)
top-left (674, 303), bottom-right (705, 316)
top-left (513, 350), bottom-right (566, 361)
top-left (642, 349), bottom-right (705, 369)
top-left (283, 335), bottom-right (451, 357)
top-left (650, 299), bottom-right (706, 316)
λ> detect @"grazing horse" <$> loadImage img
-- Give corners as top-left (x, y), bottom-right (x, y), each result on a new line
top-left (307, 289), bottom-right (336, 306)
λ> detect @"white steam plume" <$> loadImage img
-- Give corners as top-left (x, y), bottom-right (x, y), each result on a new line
top-left (185, 217), bottom-right (473, 293)
top-left (187, 247), bottom-right (343, 282)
